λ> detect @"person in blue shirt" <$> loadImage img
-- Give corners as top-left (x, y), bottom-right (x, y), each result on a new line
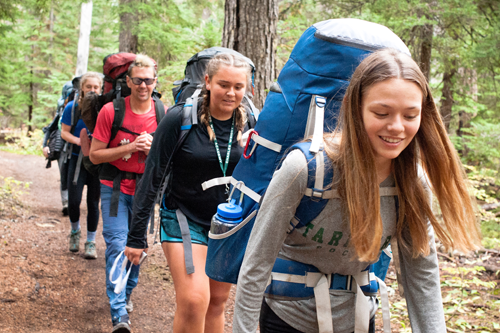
top-left (61, 72), bottom-right (102, 259)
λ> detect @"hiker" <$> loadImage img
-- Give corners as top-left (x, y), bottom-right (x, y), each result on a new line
top-left (89, 54), bottom-right (161, 333)
top-left (124, 53), bottom-right (254, 333)
top-left (60, 72), bottom-right (102, 259)
top-left (42, 81), bottom-right (72, 216)
top-left (232, 48), bottom-right (481, 333)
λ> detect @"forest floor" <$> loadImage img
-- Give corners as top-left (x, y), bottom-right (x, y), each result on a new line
top-left (0, 150), bottom-right (499, 333)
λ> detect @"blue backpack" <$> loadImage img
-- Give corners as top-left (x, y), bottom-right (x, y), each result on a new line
top-left (202, 18), bottom-right (408, 332)
top-left (203, 18), bottom-right (408, 282)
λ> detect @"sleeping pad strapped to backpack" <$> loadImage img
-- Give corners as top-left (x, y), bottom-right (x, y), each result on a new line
top-left (201, 18), bottom-right (410, 333)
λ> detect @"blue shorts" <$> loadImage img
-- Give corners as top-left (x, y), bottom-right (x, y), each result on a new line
top-left (160, 208), bottom-right (209, 246)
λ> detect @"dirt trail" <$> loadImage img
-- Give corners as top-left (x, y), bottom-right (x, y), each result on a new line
top-left (0, 151), bottom-right (236, 332)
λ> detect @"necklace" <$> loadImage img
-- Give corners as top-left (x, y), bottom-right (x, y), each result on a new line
top-left (208, 114), bottom-right (235, 194)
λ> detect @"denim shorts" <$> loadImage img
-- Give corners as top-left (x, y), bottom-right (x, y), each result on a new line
top-left (160, 208), bottom-right (209, 246)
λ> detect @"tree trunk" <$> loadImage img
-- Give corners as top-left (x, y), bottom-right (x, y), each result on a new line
top-left (419, 23), bottom-right (433, 81)
top-left (439, 59), bottom-right (456, 132)
top-left (222, 0), bottom-right (278, 110)
top-left (75, 1), bottom-right (93, 77)
top-left (28, 68), bottom-right (33, 134)
top-left (119, 0), bottom-right (138, 54)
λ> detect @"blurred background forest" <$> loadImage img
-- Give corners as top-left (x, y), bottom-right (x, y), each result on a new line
top-left (1, 0), bottom-right (500, 242)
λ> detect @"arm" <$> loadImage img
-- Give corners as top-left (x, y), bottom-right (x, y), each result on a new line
top-left (397, 169), bottom-right (446, 332)
top-left (233, 150), bottom-right (309, 333)
top-left (89, 132), bottom-right (152, 165)
top-left (61, 123), bottom-right (80, 146)
top-left (125, 105), bottom-right (183, 254)
top-left (60, 102), bottom-right (80, 146)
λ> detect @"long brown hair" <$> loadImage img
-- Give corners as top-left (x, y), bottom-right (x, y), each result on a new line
top-left (325, 48), bottom-right (480, 262)
top-left (199, 53), bottom-right (252, 141)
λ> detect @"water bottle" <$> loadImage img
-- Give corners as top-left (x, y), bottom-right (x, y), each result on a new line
top-left (211, 198), bottom-right (243, 235)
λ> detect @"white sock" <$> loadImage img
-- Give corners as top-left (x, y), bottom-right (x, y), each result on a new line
top-left (71, 221), bottom-right (80, 232)
top-left (87, 231), bottom-right (96, 242)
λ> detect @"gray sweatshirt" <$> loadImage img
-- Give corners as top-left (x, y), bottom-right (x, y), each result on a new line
top-left (233, 150), bottom-right (445, 333)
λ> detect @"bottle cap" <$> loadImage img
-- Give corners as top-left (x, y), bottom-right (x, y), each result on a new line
top-left (217, 199), bottom-right (243, 219)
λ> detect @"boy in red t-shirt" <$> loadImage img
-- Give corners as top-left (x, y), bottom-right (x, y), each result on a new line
top-left (90, 54), bottom-right (163, 333)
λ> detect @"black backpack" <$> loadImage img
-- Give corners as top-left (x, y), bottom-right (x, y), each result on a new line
top-left (172, 47), bottom-right (255, 102)
top-left (43, 114), bottom-right (64, 168)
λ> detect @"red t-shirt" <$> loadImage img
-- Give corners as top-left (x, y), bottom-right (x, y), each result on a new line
top-left (93, 96), bottom-right (159, 195)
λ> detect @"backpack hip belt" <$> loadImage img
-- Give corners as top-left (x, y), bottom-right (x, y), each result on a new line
top-left (265, 257), bottom-right (391, 333)
top-left (100, 163), bottom-right (142, 217)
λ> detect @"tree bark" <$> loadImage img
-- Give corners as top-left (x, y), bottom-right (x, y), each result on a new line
top-left (119, 0), bottom-right (138, 54)
top-left (419, 23), bottom-right (433, 82)
top-left (222, 0), bottom-right (278, 110)
top-left (75, 1), bottom-right (93, 77)
top-left (439, 59), bottom-right (456, 132)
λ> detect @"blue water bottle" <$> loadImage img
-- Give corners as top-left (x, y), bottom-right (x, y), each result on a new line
top-left (210, 199), bottom-right (243, 234)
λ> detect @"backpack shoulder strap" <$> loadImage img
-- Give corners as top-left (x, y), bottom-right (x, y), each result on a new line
top-left (288, 141), bottom-right (334, 233)
top-left (243, 95), bottom-right (259, 125)
top-left (70, 97), bottom-right (81, 135)
top-left (149, 99), bottom-right (198, 236)
top-left (153, 95), bottom-right (165, 125)
top-left (111, 97), bottom-right (126, 142)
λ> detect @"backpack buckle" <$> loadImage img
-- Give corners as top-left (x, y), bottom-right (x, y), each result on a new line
top-left (310, 188), bottom-right (326, 201)
top-left (243, 130), bottom-right (258, 159)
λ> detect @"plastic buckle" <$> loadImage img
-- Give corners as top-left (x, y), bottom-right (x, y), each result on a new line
top-left (315, 96), bottom-right (326, 108)
top-left (310, 188), bottom-right (325, 202)
top-left (243, 130), bottom-right (258, 159)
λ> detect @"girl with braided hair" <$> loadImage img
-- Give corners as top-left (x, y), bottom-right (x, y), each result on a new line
top-left (125, 53), bottom-right (255, 333)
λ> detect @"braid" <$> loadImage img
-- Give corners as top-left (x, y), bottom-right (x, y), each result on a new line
top-left (235, 103), bottom-right (247, 141)
top-left (199, 87), bottom-right (215, 141)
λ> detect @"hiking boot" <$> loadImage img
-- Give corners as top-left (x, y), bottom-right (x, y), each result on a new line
top-left (125, 294), bottom-right (133, 313)
top-left (84, 241), bottom-right (97, 259)
top-left (112, 315), bottom-right (131, 333)
top-left (62, 206), bottom-right (69, 216)
top-left (69, 229), bottom-right (81, 252)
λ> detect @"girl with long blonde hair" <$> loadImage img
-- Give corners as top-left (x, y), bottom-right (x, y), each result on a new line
top-left (233, 48), bottom-right (480, 333)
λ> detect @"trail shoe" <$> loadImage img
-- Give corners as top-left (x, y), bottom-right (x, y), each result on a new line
top-left (125, 294), bottom-right (133, 313)
top-left (84, 241), bottom-right (97, 259)
top-left (112, 315), bottom-right (131, 333)
top-left (69, 229), bottom-right (81, 252)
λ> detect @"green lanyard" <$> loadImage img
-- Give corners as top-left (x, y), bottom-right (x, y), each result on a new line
top-left (209, 114), bottom-right (235, 178)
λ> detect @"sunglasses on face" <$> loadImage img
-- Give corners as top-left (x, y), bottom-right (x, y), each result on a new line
top-left (128, 76), bottom-right (156, 85)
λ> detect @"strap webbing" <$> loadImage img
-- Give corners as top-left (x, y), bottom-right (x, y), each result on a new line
top-left (176, 209), bottom-right (195, 275)
top-left (72, 150), bottom-right (84, 185)
top-left (201, 176), bottom-right (261, 203)
top-left (304, 186), bottom-right (398, 199)
top-left (353, 274), bottom-right (370, 333)
top-left (314, 274), bottom-right (335, 333)
top-left (377, 276), bottom-right (392, 332)
top-left (309, 96), bottom-right (326, 154)
top-left (110, 172), bottom-right (122, 217)
top-left (251, 134), bottom-right (282, 153)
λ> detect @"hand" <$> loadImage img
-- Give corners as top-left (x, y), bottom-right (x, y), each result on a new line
top-left (124, 246), bottom-right (146, 266)
top-left (75, 137), bottom-right (81, 146)
top-left (133, 131), bottom-right (153, 153)
top-left (42, 146), bottom-right (50, 158)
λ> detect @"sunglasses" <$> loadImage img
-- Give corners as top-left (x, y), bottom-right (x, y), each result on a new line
top-left (128, 76), bottom-right (156, 85)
